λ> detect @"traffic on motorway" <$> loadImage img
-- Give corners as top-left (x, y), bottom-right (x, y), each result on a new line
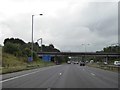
top-left (67, 60), bottom-right (120, 66)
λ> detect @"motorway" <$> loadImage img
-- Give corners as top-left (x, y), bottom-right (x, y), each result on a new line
top-left (1, 64), bottom-right (119, 89)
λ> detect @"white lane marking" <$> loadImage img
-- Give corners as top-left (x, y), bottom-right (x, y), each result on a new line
top-left (1, 70), bottom-right (40, 83)
top-left (91, 73), bottom-right (95, 76)
top-left (59, 73), bottom-right (62, 76)
top-left (1, 65), bottom-right (62, 83)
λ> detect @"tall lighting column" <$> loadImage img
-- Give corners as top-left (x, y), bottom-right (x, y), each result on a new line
top-left (81, 44), bottom-right (90, 52)
top-left (31, 14), bottom-right (43, 61)
top-left (81, 44), bottom-right (90, 61)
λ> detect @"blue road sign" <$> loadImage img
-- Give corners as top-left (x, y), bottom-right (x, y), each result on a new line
top-left (42, 55), bottom-right (51, 62)
top-left (28, 57), bottom-right (33, 62)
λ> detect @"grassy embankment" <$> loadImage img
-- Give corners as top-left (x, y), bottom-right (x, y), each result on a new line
top-left (87, 63), bottom-right (119, 72)
top-left (1, 53), bottom-right (55, 74)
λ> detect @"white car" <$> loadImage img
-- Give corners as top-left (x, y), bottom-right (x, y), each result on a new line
top-left (74, 61), bottom-right (79, 64)
top-left (103, 62), bottom-right (108, 65)
top-left (67, 61), bottom-right (71, 64)
top-left (114, 61), bottom-right (120, 66)
top-left (90, 60), bottom-right (94, 63)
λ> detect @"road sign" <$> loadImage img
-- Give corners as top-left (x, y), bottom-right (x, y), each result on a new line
top-left (28, 57), bottom-right (33, 62)
top-left (42, 55), bottom-right (51, 62)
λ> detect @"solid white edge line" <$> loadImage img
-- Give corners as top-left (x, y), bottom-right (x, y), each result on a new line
top-left (1, 70), bottom-right (40, 83)
top-left (1, 65), bottom-right (62, 83)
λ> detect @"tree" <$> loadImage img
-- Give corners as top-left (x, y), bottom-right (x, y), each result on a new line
top-left (49, 44), bottom-right (54, 49)
top-left (24, 48), bottom-right (31, 57)
top-left (3, 38), bottom-right (9, 45)
top-left (4, 38), bottom-right (25, 45)
top-left (3, 37), bottom-right (61, 62)
top-left (3, 42), bottom-right (21, 56)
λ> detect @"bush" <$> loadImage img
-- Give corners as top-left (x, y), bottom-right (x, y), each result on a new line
top-left (24, 48), bottom-right (31, 57)
top-left (3, 42), bottom-right (21, 56)
top-left (33, 52), bottom-right (40, 61)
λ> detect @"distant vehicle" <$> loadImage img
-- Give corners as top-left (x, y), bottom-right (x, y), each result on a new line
top-left (103, 62), bottom-right (108, 65)
top-left (96, 61), bottom-right (99, 64)
top-left (74, 61), bottom-right (79, 64)
top-left (67, 61), bottom-right (71, 64)
top-left (76, 61), bottom-right (79, 64)
top-left (114, 61), bottom-right (120, 66)
top-left (90, 60), bottom-right (94, 63)
top-left (55, 61), bottom-right (60, 65)
top-left (85, 61), bottom-right (89, 63)
top-left (80, 61), bottom-right (85, 66)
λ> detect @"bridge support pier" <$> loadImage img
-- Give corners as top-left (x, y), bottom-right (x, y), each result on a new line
top-left (105, 56), bottom-right (108, 63)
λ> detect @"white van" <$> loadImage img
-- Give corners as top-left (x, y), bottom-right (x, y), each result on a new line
top-left (90, 60), bottom-right (94, 63)
top-left (114, 61), bottom-right (120, 66)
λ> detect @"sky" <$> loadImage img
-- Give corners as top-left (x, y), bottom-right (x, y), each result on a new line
top-left (0, 0), bottom-right (119, 52)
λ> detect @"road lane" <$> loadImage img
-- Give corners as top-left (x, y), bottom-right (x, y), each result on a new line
top-left (2, 65), bottom-right (62, 81)
top-left (2, 65), bottom-right (64, 88)
top-left (2, 64), bottom-right (118, 88)
top-left (75, 65), bottom-right (118, 88)
top-left (76, 65), bottom-right (118, 87)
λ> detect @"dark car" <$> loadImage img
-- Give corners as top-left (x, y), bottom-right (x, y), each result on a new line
top-left (80, 61), bottom-right (85, 66)
top-left (55, 61), bottom-right (60, 65)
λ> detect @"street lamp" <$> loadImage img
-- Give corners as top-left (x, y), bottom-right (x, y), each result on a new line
top-left (31, 14), bottom-right (43, 60)
top-left (81, 44), bottom-right (90, 52)
top-left (81, 44), bottom-right (90, 62)
top-left (37, 38), bottom-right (43, 52)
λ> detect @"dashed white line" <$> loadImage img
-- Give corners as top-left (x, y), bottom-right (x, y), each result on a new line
top-left (91, 73), bottom-right (96, 76)
top-left (59, 73), bottom-right (62, 76)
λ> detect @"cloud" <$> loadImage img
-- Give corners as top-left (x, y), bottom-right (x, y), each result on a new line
top-left (0, 0), bottom-right (118, 52)
top-left (0, 22), bottom-right (13, 44)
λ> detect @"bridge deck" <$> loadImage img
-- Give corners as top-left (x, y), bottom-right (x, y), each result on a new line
top-left (37, 52), bottom-right (120, 57)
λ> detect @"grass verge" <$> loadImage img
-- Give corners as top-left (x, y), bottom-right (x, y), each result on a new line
top-left (1, 53), bottom-right (55, 74)
top-left (87, 63), bottom-right (119, 72)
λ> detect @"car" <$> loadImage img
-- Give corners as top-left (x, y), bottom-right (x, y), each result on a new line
top-left (55, 61), bottom-right (60, 65)
top-left (90, 60), bottom-right (94, 63)
top-left (67, 61), bottom-right (71, 64)
top-left (74, 61), bottom-right (79, 64)
top-left (80, 61), bottom-right (85, 66)
top-left (85, 61), bottom-right (89, 63)
top-left (103, 62), bottom-right (108, 65)
top-left (114, 61), bottom-right (120, 66)
top-left (96, 61), bottom-right (99, 64)
top-left (76, 61), bottom-right (79, 64)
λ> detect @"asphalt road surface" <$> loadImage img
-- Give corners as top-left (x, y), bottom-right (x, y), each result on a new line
top-left (1, 64), bottom-right (119, 88)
